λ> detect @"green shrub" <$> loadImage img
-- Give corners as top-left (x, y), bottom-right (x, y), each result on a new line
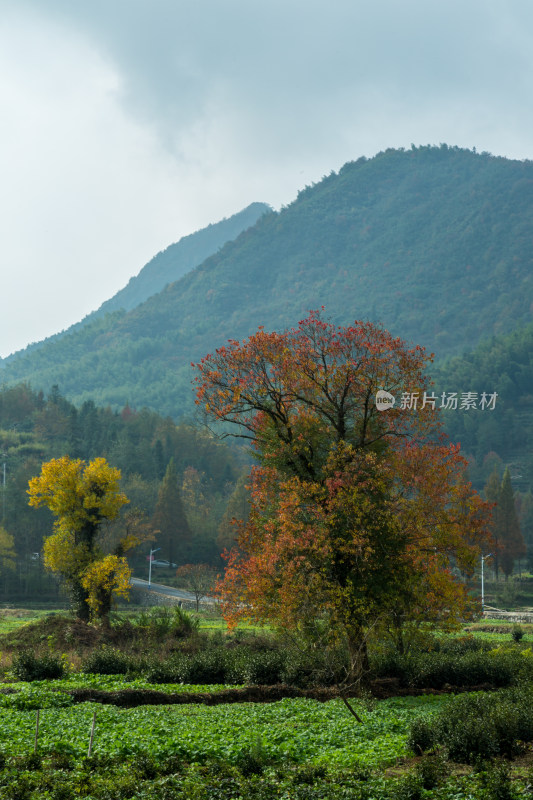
top-left (81, 646), bottom-right (132, 675)
top-left (183, 649), bottom-right (228, 683)
top-left (132, 605), bottom-right (199, 639)
top-left (387, 773), bottom-right (424, 800)
top-left (511, 624), bottom-right (525, 643)
top-left (408, 716), bottom-right (437, 755)
top-left (144, 655), bottom-right (186, 684)
top-left (477, 760), bottom-right (516, 800)
top-left (11, 650), bottom-right (66, 681)
top-left (415, 753), bottom-right (449, 790)
top-left (293, 765), bottom-right (327, 785)
top-left (18, 751), bottom-right (42, 770)
top-left (147, 649), bottom-right (228, 684)
top-left (280, 644), bottom-right (346, 687)
top-left (372, 648), bottom-right (518, 689)
top-left (409, 685), bottom-right (533, 764)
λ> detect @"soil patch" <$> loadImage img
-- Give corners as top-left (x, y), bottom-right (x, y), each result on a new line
top-left (66, 681), bottom-right (498, 708)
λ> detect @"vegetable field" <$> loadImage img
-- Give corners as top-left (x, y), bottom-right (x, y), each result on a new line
top-left (0, 685), bottom-right (443, 767)
top-left (2, 609), bottom-right (533, 797)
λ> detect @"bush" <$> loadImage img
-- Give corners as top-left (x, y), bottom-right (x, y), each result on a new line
top-left (81, 647), bottom-right (132, 675)
top-left (246, 650), bottom-right (285, 684)
top-left (183, 649), bottom-right (228, 683)
top-left (132, 605), bottom-right (199, 639)
top-left (280, 643), bottom-right (347, 688)
top-left (371, 648), bottom-right (519, 689)
top-left (223, 648), bottom-right (285, 685)
top-left (409, 685), bottom-right (533, 764)
top-left (11, 651), bottom-right (66, 681)
top-left (408, 716), bottom-right (437, 755)
top-left (415, 753), bottom-right (449, 790)
top-left (477, 760), bottom-right (515, 800)
top-left (144, 655), bottom-right (186, 684)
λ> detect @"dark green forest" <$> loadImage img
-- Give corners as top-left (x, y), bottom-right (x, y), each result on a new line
top-left (2, 145), bottom-right (533, 419)
top-left (437, 322), bottom-right (533, 491)
top-left (1, 144), bottom-right (533, 588)
top-left (0, 384), bottom-right (247, 601)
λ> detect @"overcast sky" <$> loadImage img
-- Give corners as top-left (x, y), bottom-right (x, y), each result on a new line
top-left (1, 0), bottom-right (533, 357)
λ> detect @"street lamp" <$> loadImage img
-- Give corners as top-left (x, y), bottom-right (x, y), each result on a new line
top-left (148, 547), bottom-right (160, 588)
top-left (481, 553), bottom-right (492, 615)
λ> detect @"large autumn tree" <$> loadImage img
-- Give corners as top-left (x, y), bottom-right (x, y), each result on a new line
top-left (28, 456), bottom-right (135, 622)
top-left (195, 312), bottom-right (490, 683)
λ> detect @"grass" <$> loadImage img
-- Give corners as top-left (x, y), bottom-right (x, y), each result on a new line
top-left (0, 608), bottom-right (62, 635)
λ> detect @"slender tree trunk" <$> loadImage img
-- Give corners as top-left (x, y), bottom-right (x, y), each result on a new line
top-left (346, 627), bottom-right (370, 688)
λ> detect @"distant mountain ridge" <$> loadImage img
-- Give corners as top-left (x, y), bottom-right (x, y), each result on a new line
top-left (2, 145), bottom-right (533, 420)
top-left (91, 202), bottom-right (271, 318)
top-left (1, 201), bottom-right (271, 363)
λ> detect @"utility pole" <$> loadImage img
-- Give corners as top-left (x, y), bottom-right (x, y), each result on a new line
top-left (481, 553), bottom-right (492, 615)
top-left (148, 547), bottom-right (160, 588)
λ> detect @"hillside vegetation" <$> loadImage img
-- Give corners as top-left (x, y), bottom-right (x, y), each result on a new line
top-left (2, 202), bottom-right (270, 364)
top-left (0, 383), bottom-right (246, 601)
top-left (91, 201), bottom-right (271, 318)
top-left (1, 146), bottom-right (533, 418)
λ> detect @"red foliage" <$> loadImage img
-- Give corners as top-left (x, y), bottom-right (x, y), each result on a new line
top-left (195, 313), bottom-right (491, 675)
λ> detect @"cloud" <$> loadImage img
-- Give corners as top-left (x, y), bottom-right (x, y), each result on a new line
top-left (16, 0), bottom-right (533, 157)
top-left (1, 0), bottom-right (533, 356)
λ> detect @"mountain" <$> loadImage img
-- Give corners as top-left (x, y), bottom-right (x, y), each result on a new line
top-left (2, 145), bottom-right (533, 419)
top-left (91, 202), bottom-right (271, 318)
top-left (1, 202), bottom-right (271, 363)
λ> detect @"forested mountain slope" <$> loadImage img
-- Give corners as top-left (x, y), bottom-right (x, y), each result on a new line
top-left (2, 145), bottom-right (533, 418)
top-left (91, 202), bottom-right (271, 317)
top-left (437, 323), bottom-right (533, 491)
top-left (1, 202), bottom-right (270, 364)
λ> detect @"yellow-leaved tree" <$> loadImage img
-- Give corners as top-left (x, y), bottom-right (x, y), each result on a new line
top-left (28, 456), bottom-right (134, 622)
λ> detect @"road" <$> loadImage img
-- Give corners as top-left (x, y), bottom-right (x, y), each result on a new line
top-left (130, 577), bottom-right (215, 605)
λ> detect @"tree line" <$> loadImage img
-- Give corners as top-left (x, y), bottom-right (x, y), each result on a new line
top-left (0, 383), bottom-right (248, 601)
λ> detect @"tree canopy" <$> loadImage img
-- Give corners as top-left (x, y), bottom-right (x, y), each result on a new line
top-left (27, 456), bottom-right (132, 621)
top-left (196, 313), bottom-right (490, 682)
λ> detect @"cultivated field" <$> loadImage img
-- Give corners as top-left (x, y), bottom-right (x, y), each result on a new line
top-left (0, 606), bottom-right (532, 798)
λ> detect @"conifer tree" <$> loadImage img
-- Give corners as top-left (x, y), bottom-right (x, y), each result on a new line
top-left (152, 459), bottom-right (192, 567)
top-left (217, 472), bottom-right (250, 552)
top-left (518, 491), bottom-right (533, 570)
top-left (499, 468), bottom-right (525, 579)
top-left (484, 467), bottom-right (526, 580)
top-left (484, 469), bottom-right (503, 580)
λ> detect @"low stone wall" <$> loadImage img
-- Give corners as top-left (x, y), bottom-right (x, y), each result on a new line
top-left (483, 607), bottom-right (533, 623)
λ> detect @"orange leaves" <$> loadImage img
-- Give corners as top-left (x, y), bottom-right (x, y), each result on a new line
top-left (197, 312), bottom-right (491, 657)
top-left (194, 311), bottom-right (439, 474)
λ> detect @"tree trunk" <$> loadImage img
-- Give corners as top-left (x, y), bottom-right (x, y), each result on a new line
top-left (70, 580), bottom-right (91, 622)
top-left (345, 627), bottom-right (370, 688)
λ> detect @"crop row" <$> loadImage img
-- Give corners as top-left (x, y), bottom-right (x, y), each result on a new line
top-left (0, 695), bottom-right (444, 769)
